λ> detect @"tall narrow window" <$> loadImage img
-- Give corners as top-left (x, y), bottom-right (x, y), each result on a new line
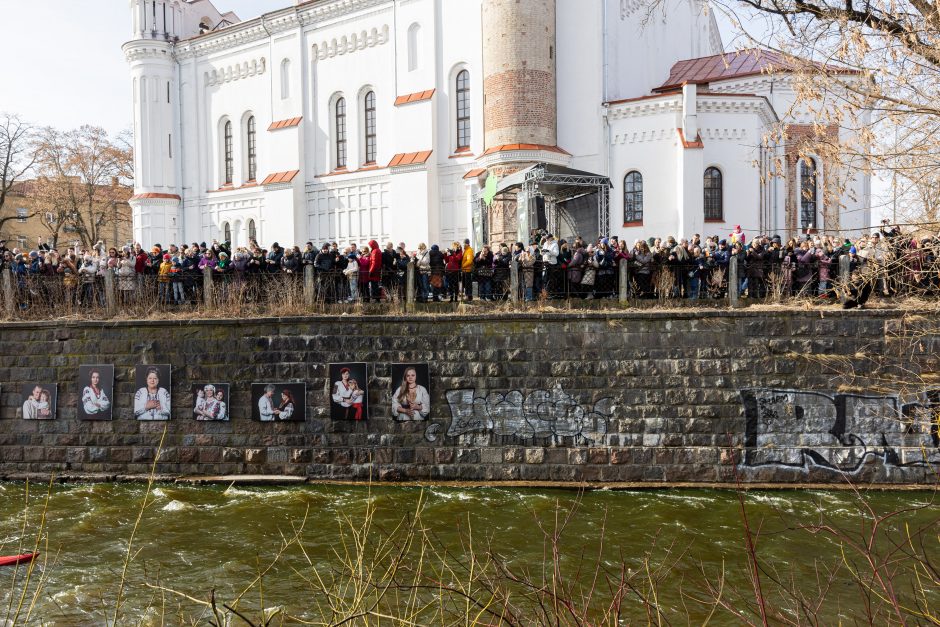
top-left (280, 59), bottom-right (290, 100)
top-left (800, 158), bottom-right (818, 230)
top-left (623, 171), bottom-right (643, 223)
top-left (335, 97), bottom-right (347, 169)
top-left (246, 115), bottom-right (257, 181)
top-left (223, 222), bottom-right (231, 242)
top-left (407, 23), bottom-right (421, 71)
top-left (223, 120), bottom-right (234, 185)
top-left (456, 70), bottom-right (471, 150)
top-left (248, 219), bottom-right (257, 242)
top-left (364, 91), bottom-right (377, 164)
top-left (704, 167), bottom-right (723, 221)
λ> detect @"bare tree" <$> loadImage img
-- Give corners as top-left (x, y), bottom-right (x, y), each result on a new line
top-left (0, 114), bottom-right (36, 233)
top-left (33, 125), bottom-right (133, 249)
top-left (644, 0), bottom-right (940, 230)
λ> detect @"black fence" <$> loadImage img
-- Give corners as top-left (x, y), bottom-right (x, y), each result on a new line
top-left (1, 254), bottom-right (938, 319)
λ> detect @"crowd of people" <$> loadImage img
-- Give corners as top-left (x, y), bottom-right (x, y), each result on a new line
top-left (0, 220), bottom-right (937, 309)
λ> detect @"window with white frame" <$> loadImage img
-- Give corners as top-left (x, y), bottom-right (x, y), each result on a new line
top-left (364, 91), bottom-right (377, 164)
top-left (799, 158), bottom-right (818, 230)
top-left (335, 97), bottom-right (347, 169)
top-left (246, 115), bottom-right (257, 181)
top-left (456, 70), bottom-right (471, 150)
top-left (223, 120), bottom-right (234, 185)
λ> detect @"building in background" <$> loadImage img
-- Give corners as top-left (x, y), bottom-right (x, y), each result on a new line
top-left (125, 0), bottom-right (870, 249)
top-left (0, 179), bottom-right (132, 251)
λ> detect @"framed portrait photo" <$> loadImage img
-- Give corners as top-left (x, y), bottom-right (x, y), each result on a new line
top-left (329, 363), bottom-right (368, 421)
top-left (191, 383), bottom-right (230, 421)
top-left (390, 363), bottom-right (431, 421)
top-left (251, 383), bottom-right (305, 422)
top-left (20, 383), bottom-right (57, 420)
top-left (77, 365), bottom-right (114, 421)
top-left (134, 364), bottom-right (172, 421)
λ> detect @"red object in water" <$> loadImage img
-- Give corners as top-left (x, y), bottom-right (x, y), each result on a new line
top-left (0, 553), bottom-right (37, 567)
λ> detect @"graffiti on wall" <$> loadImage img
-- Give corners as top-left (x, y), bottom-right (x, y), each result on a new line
top-left (426, 385), bottom-right (613, 445)
top-left (740, 388), bottom-right (940, 472)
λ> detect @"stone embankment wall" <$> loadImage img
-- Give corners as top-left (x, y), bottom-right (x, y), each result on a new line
top-left (0, 311), bottom-right (938, 484)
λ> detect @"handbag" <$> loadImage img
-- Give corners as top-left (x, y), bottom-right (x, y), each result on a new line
top-left (430, 274), bottom-right (443, 288)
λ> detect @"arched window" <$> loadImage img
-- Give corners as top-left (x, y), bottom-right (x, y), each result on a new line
top-left (248, 219), bottom-right (257, 243)
top-left (623, 171), bottom-right (643, 223)
top-left (799, 158), bottom-right (818, 230)
top-left (407, 23), bottom-right (421, 71)
top-left (456, 70), bottom-right (471, 150)
top-left (246, 115), bottom-right (257, 181)
top-left (335, 97), bottom-right (347, 169)
top-left (223, 120), bottom-right (234, 185)
top-left (223, 222), bottom-right (231, 243)
top-left (364, 90), bottom-right (377, 164)
top-left (704, 167), bottom-right (723, 221)
top-left (280, 59), bottom-right (290, 100)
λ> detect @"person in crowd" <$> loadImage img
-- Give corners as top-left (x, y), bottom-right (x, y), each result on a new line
top-left (461, 238), bottom-right (475, 301)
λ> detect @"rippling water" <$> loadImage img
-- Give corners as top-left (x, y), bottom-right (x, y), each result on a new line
top-left (0, 483), bottom-right (936, 625)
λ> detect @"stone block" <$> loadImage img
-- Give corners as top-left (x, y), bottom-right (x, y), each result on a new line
top-left (524, 448), bottom-right (545, 464)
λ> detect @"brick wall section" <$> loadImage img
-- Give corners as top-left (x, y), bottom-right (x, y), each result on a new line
top-left (482, 0), bottom-right (557, 148)
top-left (0, 311), bottom-right (937, 484)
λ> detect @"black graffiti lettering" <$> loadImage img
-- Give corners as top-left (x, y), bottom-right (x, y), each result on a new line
top-left (740, 388), bottom-right (940, 471)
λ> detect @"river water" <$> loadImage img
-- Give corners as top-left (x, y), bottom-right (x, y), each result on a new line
top-left (0, 482), bottom-right (936, 625)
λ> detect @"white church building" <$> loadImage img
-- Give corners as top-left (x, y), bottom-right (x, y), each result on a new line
top-left (124, 0), bottom-right (870, 249)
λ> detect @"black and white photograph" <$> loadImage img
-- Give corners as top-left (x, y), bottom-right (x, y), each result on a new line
top-left (191, 383), bottom-right (230, 421)
top-left (78, 365), bottom-right (114, 421)
top-left (251, 383), bottom-right (305, 422)
top-left (133, 364), bottom-right (172, 421)
top-left (329, 363), bottom-right (368, 421)
top-left (390, 363), bottom-right (431, 421)
top-left (20, 383), bottom-right (57, 420)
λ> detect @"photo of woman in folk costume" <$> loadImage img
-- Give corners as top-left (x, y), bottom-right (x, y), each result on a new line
top-left (82, 367), bottom-right (114, 420)
top-left (134, 366), bottom-right (171, 421)
top-left (391, 365), bottom-right (431, 421)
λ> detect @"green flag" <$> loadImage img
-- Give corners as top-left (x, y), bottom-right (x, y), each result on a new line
top-left (482, 173), bottom-right (498, 207)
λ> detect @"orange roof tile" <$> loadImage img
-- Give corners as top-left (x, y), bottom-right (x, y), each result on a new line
top-left (261, 170), bottom-right (300, 185)
top-left (480, 144), bottom-right (570, 156)
top-left (267, 117), bottom-right (303, 131)
top-left (130, 192), bottom-right (181, 201)
top-left (463, 168), bottom-right (487, 180)
top-left (394, 89), bottom-right (436, 106)
top-left (387, 151), bottom-right (432, 168)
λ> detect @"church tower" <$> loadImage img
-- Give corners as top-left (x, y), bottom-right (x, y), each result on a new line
top-left (480, 0), bottom-right (559, 244)
top-left (123, 0), bottom-right (184, 245)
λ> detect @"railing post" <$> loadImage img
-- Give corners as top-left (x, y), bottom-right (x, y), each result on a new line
top-left (103, 268), bottom-right (116, 316)
top-left (1, 269), bottom-right (14, 317)
top-left (304, 264), bottom-right (315, 307)
top-left (405, 261), bottom-right (416, 312)
top-left (839, 254), bottom-right (851, 306)
top-left (618, 260), bottom-right (629, 303)
top-left (510, 260), bottom-right (519, 304)
top-left (203, 266), bottom-right (213, 307)
top-left (728, 259), bottom-right (739, 308)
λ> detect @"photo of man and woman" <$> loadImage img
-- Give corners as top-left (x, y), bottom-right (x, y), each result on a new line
top-left (390, 364), bottom-right (431, 421)
top-left (191, 383), bottom-right (230, 421)
top-left (329, 363), bottom-right (368, 420)
top-left (251, 383), bottom-right (305, 422)
top-left (78, 365), bottom-right (113, 421)
top-left (20, 383), bottom-right (57, 420)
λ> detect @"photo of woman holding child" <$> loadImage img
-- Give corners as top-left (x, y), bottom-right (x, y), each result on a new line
top-left (191, 383), bottom-right (229, 421)
top-left (329, 363), bottom-right (369, 421)
top-left (21, 384), bottom-right (57, 420)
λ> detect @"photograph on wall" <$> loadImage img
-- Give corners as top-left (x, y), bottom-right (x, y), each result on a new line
top-left (133, 364), bottom-right (172, 421)
top-left (390, 363), bottom-right (431, 422)
top-left (191, 383), bottom-right (230, 421)
top-left (20, 383), bottom-right (57, 420)
top-left (77, 365), bottom-right (114, 421)
top-left (251, 383), bottom-right (305, 422)
top-left (329, 363), bottom-right (368, 421)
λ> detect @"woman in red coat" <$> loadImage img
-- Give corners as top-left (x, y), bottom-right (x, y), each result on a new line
top-left (368, 240), bottom-right (383, 302)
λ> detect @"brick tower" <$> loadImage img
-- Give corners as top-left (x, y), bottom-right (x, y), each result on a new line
top-left (481, 0), bottom-right (558, 245)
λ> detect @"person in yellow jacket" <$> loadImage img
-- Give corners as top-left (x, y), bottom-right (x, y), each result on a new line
top-left (157, 254), bottom-right (173, 305)
top-left (461, 238), bottom-right (475, 301)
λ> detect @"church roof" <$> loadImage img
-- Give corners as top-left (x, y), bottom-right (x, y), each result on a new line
top-left (654, 49), bottom-right (859, 92)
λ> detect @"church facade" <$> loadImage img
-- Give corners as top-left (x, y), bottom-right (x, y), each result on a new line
top-left (124, 0), bottom-right (870, 249)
